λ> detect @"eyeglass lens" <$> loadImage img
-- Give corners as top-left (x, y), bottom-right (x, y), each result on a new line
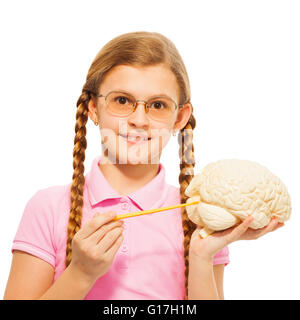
top-left (105, 91), bottom-right (176, 122)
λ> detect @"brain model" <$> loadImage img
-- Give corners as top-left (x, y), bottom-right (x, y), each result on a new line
top-left (185, 159), bottom-right (291, 238)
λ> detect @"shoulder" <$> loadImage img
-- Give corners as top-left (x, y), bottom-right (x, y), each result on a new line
top-left (30, 183), bottom-right (71, 209)
top-left (37, 183), bottom-right (71, 201)
top-left (165, 184), bottom-right (181, 203)
top-left (23, 183), bottom-right (72, 224)
top-left (12, 184), bottom-right (72, 267)
top-left (166, 183), bottom-right (180, 196)
top-left (164, 184), bottom-right (182, 220)
top-left (14, 183), bottom-right (73, 252)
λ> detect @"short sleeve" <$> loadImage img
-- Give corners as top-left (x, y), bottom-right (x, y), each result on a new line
top-left (213, 246), bottom-right (230, 266)
top-left (11, 190), bottom-right (56, 268)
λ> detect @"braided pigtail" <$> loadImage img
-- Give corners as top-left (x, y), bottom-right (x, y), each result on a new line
top-left (177, 113), bottom-right (196, 300)
top-left (65, 91), bottom-right (91, 268)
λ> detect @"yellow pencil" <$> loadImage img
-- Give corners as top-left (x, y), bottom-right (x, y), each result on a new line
top-left (112, 200), bottom-right (200, 221)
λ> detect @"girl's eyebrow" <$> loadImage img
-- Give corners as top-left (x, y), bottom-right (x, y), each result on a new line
top-left (113, 89), bottom-right (174, 100)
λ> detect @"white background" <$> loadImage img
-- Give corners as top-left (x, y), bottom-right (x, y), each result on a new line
top-left (1, 0), bottom-right (299, 300)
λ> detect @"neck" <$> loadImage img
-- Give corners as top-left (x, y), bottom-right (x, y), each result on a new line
top-left (98, 154), bottom-right (160, 196)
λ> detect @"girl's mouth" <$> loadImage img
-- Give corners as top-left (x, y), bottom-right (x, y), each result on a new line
top-left (119, 133), bottom-right (151, 144)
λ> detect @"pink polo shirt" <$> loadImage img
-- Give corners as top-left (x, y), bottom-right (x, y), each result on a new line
top-left (11, 155), bottom-right (229, 300)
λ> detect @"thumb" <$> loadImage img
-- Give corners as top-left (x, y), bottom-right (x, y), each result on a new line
top-left (191, 224), bottom-right (203, 239)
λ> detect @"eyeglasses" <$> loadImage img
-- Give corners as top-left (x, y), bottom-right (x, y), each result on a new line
top-left (94, 90), bottom-right (183, 122)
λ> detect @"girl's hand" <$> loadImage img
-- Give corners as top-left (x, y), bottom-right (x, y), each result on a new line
top-left (189, 215), bottom-right (285, 261)
top-left (69, 211), bottom-right (124, 284)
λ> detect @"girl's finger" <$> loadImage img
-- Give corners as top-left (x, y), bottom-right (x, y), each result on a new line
top-left (272, 222), bottom-right (284, 231)
top-left (252, 218), bottom-right (279, 238)
top-left (226, 215), bottom-right (254, 243)
top-left (268, 218), bottom-right (280, 232)
top-left (88, 219), bottom-right (123, 244)
top-left (104, 234), bottom-right (124, 258)
top-left (98, 227), bottom-right (124, 252)
top-left (78, 211), bottom-right (117, 239)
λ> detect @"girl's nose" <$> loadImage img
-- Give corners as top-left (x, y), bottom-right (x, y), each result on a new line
top-left (127, 102), bottom-right (150, 128)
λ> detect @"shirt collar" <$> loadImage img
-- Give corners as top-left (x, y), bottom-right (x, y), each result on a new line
top-left (85, 155), bottom-right (168, 211)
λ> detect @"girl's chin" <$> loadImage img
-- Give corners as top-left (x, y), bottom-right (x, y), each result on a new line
top-left (116, 146), bottom-right (160, 165)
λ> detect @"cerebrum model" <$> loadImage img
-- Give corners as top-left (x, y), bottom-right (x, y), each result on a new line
top-left (185, 159), bottom-right (292, 238)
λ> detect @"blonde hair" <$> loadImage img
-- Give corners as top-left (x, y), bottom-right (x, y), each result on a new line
top-left (66, 31), bottom-right (196, 300)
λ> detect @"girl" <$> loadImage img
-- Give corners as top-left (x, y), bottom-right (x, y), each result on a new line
top-left (4, 31), bottom-right (283, 300)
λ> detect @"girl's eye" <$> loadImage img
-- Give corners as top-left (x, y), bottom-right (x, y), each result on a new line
top-left (150, 101), bottom-right (166, 109)
top-left (115, 96), bottom-right (130, 104)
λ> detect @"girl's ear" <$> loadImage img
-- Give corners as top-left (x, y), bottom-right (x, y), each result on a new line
top-left (174, 102), bottom-right (193, 131)
top-left (88, 99), bottom-right (98, 121)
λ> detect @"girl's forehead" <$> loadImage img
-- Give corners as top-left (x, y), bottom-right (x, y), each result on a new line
top-left (99, 64), bottom-right (180, 101)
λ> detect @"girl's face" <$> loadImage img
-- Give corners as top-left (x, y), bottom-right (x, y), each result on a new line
top-left (88, 63), bottom-right (191, 165)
